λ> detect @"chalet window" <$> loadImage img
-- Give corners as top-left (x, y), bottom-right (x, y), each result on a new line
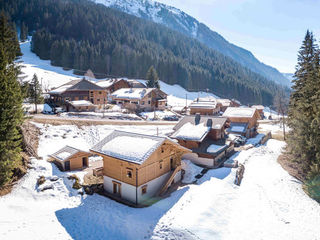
top-left (148, 100), bottom-right (151, 104)
top-left (97, 99), bottom-right (100, 102)
top-left (159, 161), bottom-right (163, 169)
top-left (141, 101), bottom-right (145, 105)
top-left (141, 185), bottom-right (147, 195)
top-left (126, 168), bottom-right (133, 178)
top-left (161, 148), bottom-right (164, 153)
top-left (99, 91), bottom-right (102, 94)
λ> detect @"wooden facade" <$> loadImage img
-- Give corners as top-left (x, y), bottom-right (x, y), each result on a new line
top-left (90, 131), bottom-right (190, 205)
top-left (50, 147), bottom-right (91, 171)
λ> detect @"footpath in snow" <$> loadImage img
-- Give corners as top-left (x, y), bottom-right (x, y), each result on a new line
top-left (0, 123), bottom-right (320, 240)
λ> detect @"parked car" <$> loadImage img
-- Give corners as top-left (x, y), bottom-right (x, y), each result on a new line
top-left (163, 115), bottom-right (179, 121)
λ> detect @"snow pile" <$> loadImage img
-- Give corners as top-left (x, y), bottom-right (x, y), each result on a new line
top-left (140, 110), bottom-right (176, 120)
top-left (101, 136), bottom-right (160, 163)
top-left (181, 160), bottom-right (203, 184)
top-left (70, 100), bottom-right (94, 106)
top-left (171, 122), bottom-right (209, 141)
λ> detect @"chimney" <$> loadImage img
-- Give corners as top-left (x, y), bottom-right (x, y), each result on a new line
top-left (195, 113), bottom-right (201, 125)
top-left (206, 119), bottom-right (212, 128)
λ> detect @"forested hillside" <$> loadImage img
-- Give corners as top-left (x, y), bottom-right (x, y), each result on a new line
top-left (2, 0), bottom-right (287, 105)
top-left (94, 0), bottom-right (291, 87)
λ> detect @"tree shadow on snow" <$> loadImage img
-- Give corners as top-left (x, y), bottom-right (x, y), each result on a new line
top-left (55, 186), bottom-right (189, 240)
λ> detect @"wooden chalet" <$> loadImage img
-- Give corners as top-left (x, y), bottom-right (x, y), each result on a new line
top-left (111, 88), bottom-right (167, 111)
top-left (90, 130), bottom-right (191, 205)
top-left (67, 100), bottom-right (96, 112)
top-left (222, 107), bottom-right (261, 138)
top-left (95, 79), bottom-right (130, 94)
top-left (251, 105), bottom-right (265, 119)
top-left (49, 146), bottom-right (91, 171)
top-left (189, 97), bottom-right (220, 115)
top-left (171, 114), bottom-right (233, 168)
top-left (48, 78), bottom-right (107, 110)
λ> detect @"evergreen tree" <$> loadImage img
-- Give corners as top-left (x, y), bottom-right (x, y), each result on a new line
top-left (288, 30), bottom-right (320, 172)
top-left (0, 15), bottom-right (23, 186)
top-left (20, 22), bottom-right (27, 42)
top-left (146, 66), bottom-right (160, 89)
top-left (29, 73), bottom-right (43, 113)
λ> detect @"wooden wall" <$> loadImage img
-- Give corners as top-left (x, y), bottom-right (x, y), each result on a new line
top-left (69, 152), bottom-right (90, 170)
top-left (94, 141), bottom-right (188, 187)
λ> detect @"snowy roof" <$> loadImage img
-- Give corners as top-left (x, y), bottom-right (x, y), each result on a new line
top-left (251, 105), bottom-right (265, 110)
top-left (50, 146), bottom-right (88, 161)
top-left (171, 122), bottom-right (209, 142)
top-left (222, 107), bottom-right (257, 118)
top-left (91, 130), bottom-right (185, 164)
top-left (227, 122), bottom-right (248, 134)
top-left (173, 115), bottom-right (227, 131)
top-left (111, 88), bottom-right (154, 100)
top-left (216, 99), bottom-right (231, 107)
top-left (69, 100), bottom-right (94, 107)
top-left (189, 101), bottom-right (216, 109)
top-left (95, 79), bottom-right (128, 89)
top-left (207, 144), bottom-right (228, 154)
top-left (48, 79), bottom-right (103, 94)
top-left (127, 79), bottom-right (146, 88)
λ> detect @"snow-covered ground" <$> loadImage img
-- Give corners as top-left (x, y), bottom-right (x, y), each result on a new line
top-left (1, 123), bottom-right (320, 240)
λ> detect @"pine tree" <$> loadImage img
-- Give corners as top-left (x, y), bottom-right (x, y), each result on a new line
top-left (20, 22), bottom-right (28, 42)
top-left (30, 73), bottom-right (43, 113)
top-left (288, 30), bottom-right (320, 172)
top-left (146, 65), bottom-right (160, 89)
top-left (0, 15), bottom-right (23, 186)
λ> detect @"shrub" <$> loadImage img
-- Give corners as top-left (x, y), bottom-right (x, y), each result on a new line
top-left (303, 175), bottom-right (320, 203)
top-left (68, 174), bottom-right (81, 190)
top-left (37, 176), bottom-right (46, 185)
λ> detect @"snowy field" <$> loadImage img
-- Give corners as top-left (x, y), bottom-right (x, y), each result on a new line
top-left (1, 123), bottom-right (320, 240)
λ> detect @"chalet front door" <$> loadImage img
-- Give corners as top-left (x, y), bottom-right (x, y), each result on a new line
top-left (65, 161), bottom-right (70, 171)
top-left (113, 181), bottom-right (121, 197)
top-left (82, 157), bottom-right (87, 167)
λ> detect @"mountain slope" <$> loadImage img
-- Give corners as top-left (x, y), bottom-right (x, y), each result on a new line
top-left (93, 0), bottom-right (291, 87)
top-left (3, 0), bottom-right (286, 105)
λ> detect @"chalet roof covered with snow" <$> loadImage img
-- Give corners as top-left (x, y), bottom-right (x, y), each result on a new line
top-left (69, 100), bottom-right (94, 107)
top-left (50, 146), bottom-right (87, 161)
top-left (173, 115), bottom-right (227, 131)
top-left (171, 122), bottom-right (209, 142)
top-left (251, 105), bottom-right (265, 110)
top-left (227, 122), bottom-right (248, 134)
top-left (216, 98), bottom-right (231, 107)
top-left (222, 107), bottom-right (258, 118)
top-left (111, 88), bottom-right (154, 100)
top-left (91, 130), bottom-right (186, 164)
top-left (48, 79), bottom-right (103, 94)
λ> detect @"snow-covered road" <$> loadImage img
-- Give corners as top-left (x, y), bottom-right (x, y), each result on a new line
top-left (0, 124), bottom-right (319, 240)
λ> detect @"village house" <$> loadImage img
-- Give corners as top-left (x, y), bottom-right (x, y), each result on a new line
top-left (95, 79), bottom-right (130, 95)
top-left (49, 146), bottom-right (91, 171)
top-left (222, 107), bottom-right (261, 138)
top-left (111, 88), bottom-right (167, 111)
top-left (251, 105), bottom-right (265, 119)
top-left (47, 78), bottom-right (107, 110)
top-left (66, 100), bottom-right (96, 112)
top-left (189, 97), bottom-right (220, 115)
top-left (90, 130), bottom-right (191, 205)
top-left (170, 114), bottom-right (233, 168)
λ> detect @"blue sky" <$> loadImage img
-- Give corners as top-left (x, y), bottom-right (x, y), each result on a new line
top-left (157, 0), bottom-right (320, 73)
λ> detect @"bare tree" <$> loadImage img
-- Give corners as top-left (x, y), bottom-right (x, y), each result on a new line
top-left (273, 90), bottom-right (289, 140)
